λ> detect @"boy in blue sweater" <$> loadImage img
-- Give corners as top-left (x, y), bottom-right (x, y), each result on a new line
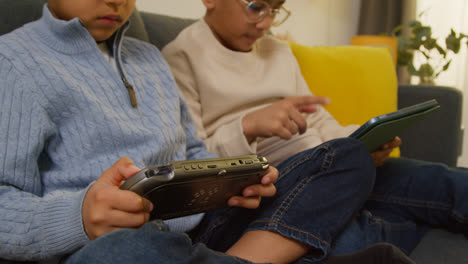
top-left (0, 0), bottom-right (279, 262)
top-left (0, 0), bottom-right (416, 263)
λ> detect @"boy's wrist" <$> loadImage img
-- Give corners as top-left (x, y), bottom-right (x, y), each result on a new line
top-left (241, 116), bottom-right (256, 144)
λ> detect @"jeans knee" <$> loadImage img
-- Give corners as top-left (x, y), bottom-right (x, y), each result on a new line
top-left (328, 137), bottom-right (376, 193)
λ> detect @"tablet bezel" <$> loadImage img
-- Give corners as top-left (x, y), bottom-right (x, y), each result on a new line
top-left (350, 99), bottom-right (440, 152)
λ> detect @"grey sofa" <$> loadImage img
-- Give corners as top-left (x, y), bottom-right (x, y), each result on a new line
top-left (1, 0), bottom-right (466, 263)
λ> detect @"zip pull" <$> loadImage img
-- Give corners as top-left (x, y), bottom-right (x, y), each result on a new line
top-left (122, 77), bottom-right (138, 108)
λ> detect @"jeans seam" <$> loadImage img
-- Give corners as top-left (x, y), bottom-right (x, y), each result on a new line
top-left (279, 143), bottom-right (334, 176)
top-left (367, 218), bottom-right (422, 229)
top-left (271, 144), bottom-right (335, 222)
top-left (258, 143), bottom-right (336, 248)
top-left (369, 194), bottom-right (468, 223)
top-left (369, 194), bottom-right (452, 209)
top-left (250, 219), bottom-right (331, 247)
top-left (153, 220), bottom-right (166, 231)
top-left (452, 210), bottom-right (468, 222)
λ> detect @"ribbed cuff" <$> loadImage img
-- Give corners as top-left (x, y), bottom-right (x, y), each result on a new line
top-left (164, 213), bottom-right (204, 233)
top-left (36, 187), bottom-right (90, 258)
top-left (214, 117), bottom-right (257, 157)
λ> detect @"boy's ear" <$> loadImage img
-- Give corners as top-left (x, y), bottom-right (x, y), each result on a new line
top-left (202, 0), bottom-right (216, 9)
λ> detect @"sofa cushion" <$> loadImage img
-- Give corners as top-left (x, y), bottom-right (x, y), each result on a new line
top-left (0, 0), bottom-right (45, 35)
top-left (139, 12), bottom-right (195, 50)
top-left (289, 43), bottom-right (400, 156)
top-left (410, 229), bottom-right (468, 263)
top-left (126, 10), bottom-right (150, 43)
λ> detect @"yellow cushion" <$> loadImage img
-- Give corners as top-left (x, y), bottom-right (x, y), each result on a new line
top-left (289, 43), bottom-right (400, 156)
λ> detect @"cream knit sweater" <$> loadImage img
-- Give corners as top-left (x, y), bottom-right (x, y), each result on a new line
top-left (163, 19), bottom-right (358, 166)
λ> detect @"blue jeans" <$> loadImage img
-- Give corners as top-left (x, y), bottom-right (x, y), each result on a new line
top-left (331, 157), bottom-right (468, 256)
top-left (65, 138), bottom-right (376, 263)
top-left (64, 221), bottom-right (251, 264)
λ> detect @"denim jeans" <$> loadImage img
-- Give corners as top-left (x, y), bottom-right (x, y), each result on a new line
top-left (331, 157), bottom-right (468, 256)
top-left (65, 138), bottom-right (376, 263)
top-left (64, 220), bottom-right (253, 264)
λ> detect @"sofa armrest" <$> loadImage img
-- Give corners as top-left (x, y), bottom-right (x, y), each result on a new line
top-left (397, 84), bottom-right (463, 166)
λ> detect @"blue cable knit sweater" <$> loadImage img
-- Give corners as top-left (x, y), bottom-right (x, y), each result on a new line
top-left (0, 6), bottom-right (215, 261)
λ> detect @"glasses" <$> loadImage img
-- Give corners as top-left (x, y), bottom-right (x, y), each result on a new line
top-left (238, 0), bottom-right (291, 27)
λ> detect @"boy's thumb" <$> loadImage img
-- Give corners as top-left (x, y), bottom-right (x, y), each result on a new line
top-left (99, 157), bottom-right (140, 186)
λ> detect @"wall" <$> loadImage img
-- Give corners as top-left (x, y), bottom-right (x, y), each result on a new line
top-left (135, 0), bottom-right (361, 46)
top-left (415, 0), bottom-right (468, 166)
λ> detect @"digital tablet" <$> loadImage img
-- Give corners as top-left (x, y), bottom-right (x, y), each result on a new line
top-left (349, 99), bottom-right (440, 152)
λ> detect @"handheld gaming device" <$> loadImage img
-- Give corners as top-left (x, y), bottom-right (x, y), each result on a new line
top-left (120, 155), bottom-right (269, 220)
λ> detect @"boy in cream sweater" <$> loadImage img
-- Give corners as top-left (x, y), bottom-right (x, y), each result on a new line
top-left (162, 0), bottom-right (468, 261)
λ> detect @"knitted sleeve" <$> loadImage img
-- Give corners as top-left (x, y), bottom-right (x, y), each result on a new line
top-left (0, 56), bottom-right (89, 260)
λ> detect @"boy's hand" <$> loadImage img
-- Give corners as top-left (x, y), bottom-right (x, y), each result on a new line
top-left (82, 158), bottom-right (153, 240)
top-left (227, 166), bottom-right (278, 209)
top-left (371, 137), bottom-right (402, 167)
top-left (242, 96), bottom-right (330, 143)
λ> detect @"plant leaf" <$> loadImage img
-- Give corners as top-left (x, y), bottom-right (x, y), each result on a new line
top-left (419, 63), bottom-right (435, 77)
top-left (415, 26), bottom-right (432, 42)
top-left (435, 44), bottom-right (447, 57)
top-left (391, 24), bottom-right (404, 37)
top-left (407, 20), bottom-right (422, 28)
top-left (397, 50), bottom-right (414, 66)
top-left (420, 50), bottom-right (431, 60)
top-left (408, 63), bottom-right (420, 76)
top-left (398, 37), bottom-right (420, 50)
top-left (442, 59), bottom-right (452, 71)
top-left (423, 38), bottom-right (437, 50)
top-left (446, 30), bottom-right (461, 53)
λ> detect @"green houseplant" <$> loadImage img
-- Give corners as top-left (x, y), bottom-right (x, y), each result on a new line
top-left (393, 19), bottom-right (468, 84)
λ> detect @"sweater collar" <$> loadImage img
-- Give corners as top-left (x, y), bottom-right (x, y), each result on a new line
top-left (29, 4), bottom-right (128, 55)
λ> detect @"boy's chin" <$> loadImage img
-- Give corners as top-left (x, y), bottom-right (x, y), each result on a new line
top-left (238, 39), bottom-right (257, 52)
top-left (90, 30), bottom-right (118, 42)
top-left (237, 46), bottom-right (254, 52)
top-left (229, 43), bottom-right (254, 52)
